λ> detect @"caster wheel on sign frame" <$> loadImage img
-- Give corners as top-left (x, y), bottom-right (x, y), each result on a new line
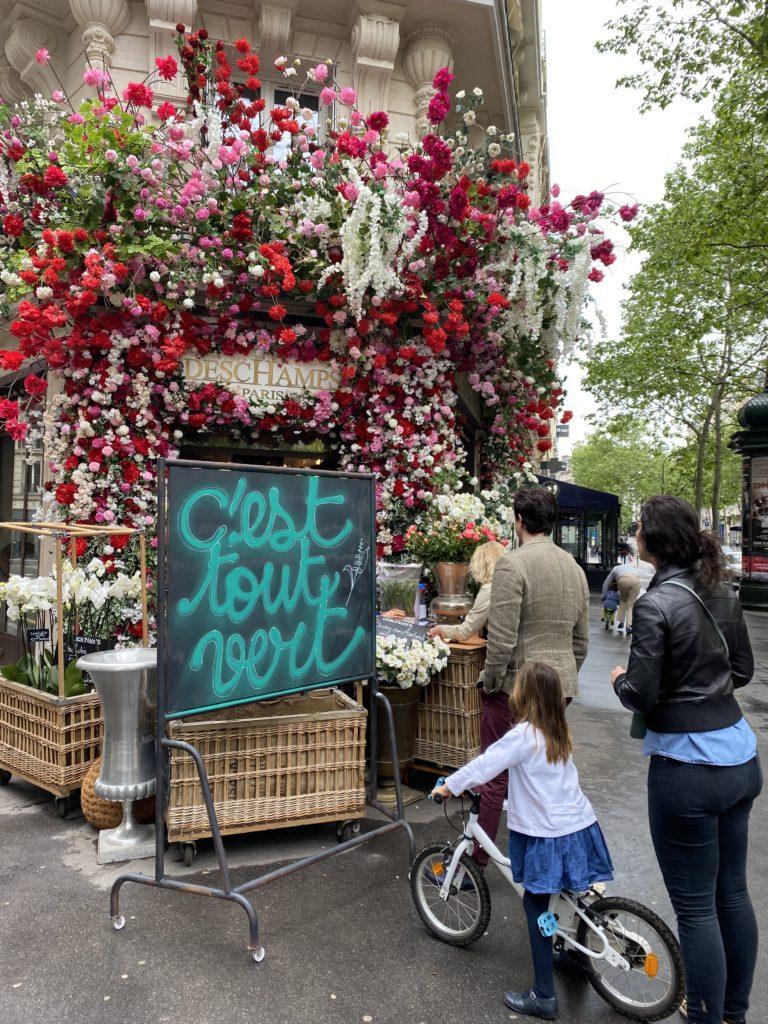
top-left (251, 946), bottom-right (266, 963)
top-left (336, 820), bottom-right (361, 843)
top-left (181, 842), bottom-right (196, 867)
top-left (0, 769), bottom-right (11, 786)
top-left (112, 915), bottom-right (126, 931)
top-left (54, 797), bottom-right (69, 819)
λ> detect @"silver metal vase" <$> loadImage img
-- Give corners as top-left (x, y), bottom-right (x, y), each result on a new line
top-left (77, 647), bottom-right (157, 865)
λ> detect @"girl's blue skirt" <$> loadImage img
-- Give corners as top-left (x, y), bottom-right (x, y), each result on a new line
top-left (508, 822), bottom-right (614, 895)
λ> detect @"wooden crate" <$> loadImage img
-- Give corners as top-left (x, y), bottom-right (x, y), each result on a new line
top-left (166, 689), bottom-right (367, 842)
top-left (0, 677), bottom-right (103, 797)
top-left (414, 646), bottom-right (486, 770)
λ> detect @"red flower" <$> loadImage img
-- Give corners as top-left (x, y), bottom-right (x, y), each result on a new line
top-left (157, 101), bottom-right (177, 120)
top-left (5, 420), bottom-right (27, 442)
top-left (486, 291), bottom-right (509, 309)
top-left (55, 482), bottom-right (78, 506)
top-left (0, 399), bottom-right (19, 419)
top-left (3, 213), bottom-right (24, 237)
top-left (154, 55), bottom-right (178, 81)
top-left (432, 67), bottom-right (454, 91)
top-left (268, 304), bottom-right (286, 321)
top-left (0, 350), bottom-right (25, 371)
top-left (122, 82), bottom-right (154, 108)
top-left (588, 267), bottom-right (604, 283)
top-left (536, 439), bottom-right (553, 453)
top-left (43, 164), bottom-right (68, 188)
top-left (234, 37), bottom-right (251, 53)
top-left (619, 203), bottom-right (639, 222)
top-left (23, 374), bottom-right (47, 397)
top-left (367, 110), bottom-right (389, 132)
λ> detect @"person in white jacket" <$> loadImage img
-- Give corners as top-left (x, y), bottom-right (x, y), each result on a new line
top-left (432, 662), bottom-right (613, 1021)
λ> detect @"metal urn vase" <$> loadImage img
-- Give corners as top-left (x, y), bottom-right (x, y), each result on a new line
top-left (429, 561), bottom-right (473, 625)
top-left (77, 648), bottom-right (157, 865)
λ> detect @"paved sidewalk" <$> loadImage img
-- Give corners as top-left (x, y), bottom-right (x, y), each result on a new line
top-left (0, 600), bottom-right (765, 1024)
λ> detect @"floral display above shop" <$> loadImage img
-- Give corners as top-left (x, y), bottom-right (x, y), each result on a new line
top-left (0, 29), bottom-right (631, 557)
top-left (405, 492), bottom-right (510, 564)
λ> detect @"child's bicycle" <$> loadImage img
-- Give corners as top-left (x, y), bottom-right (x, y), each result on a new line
top-left (410, 786), bottom-right (683, 1022)
top-left (602, 590), bottom-right (620, 630)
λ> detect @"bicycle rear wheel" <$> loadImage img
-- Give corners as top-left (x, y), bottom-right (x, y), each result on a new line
top-left (409, 844), bottom-right (491, 947)
top-left (576, 895), bottom-right (684, 1021)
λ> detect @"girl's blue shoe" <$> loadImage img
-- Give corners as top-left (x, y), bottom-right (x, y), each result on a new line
top-left (504, 990), bottom-right (558, 1020)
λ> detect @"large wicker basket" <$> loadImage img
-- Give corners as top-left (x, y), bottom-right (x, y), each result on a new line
top-left (166, 689), bottom-right (367, 842)
top-left (414, 645), bottom-right (485, 770)
top-left (0, 676), bottom-right (103, 797)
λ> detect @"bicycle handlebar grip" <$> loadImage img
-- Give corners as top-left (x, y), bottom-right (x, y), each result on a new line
top-left (431, 777), bottom-right (447, 804)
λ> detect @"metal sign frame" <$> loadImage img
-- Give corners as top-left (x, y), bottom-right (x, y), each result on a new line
top-left (109, 458), bottom-right (415, 961)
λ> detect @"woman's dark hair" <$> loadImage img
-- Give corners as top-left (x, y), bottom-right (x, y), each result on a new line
top-left (509, 662), bottom-right (572, 764)
top-left (640, 495), bottom-right (724, 590)
top-left (513, 487), bottom-right (557, 535)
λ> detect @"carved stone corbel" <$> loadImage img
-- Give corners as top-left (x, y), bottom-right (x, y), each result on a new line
top-left (5, 19), bottom-right (60, 95)
top-left (145, 0), bottom-right (197, 30)
top-left (257, 1), bottom-right (298, 56)
top-left (0, 65), bottom-right (31, 104)
top-left (402, 23), bottom-right (454, 138)
top-left (69, 0), bottom-right (130, 68)
top-left (350, 11), bottom-right (400, 116)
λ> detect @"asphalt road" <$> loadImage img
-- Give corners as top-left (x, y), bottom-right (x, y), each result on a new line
top-left (0, 598), bottom-right (765, 1024)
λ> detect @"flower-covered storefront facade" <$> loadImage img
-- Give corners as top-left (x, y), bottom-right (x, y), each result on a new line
top-left (0, 30), bottom-right (625, 633)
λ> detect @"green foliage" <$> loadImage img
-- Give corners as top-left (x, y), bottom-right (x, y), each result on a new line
top-left (570, 419), bottom-right (667, 527)
top-left (597, 1), bottom-right (768, 110)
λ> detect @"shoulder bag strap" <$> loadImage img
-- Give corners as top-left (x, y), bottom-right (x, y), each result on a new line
top-left (658, 579), bottom-right (729, 657)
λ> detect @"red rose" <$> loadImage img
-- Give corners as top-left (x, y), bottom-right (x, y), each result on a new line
top-left (154, 55), bottom-right (178, 81)
top-left (43, 165), bottom-right (68, 188)
top-left (0, 350), bottom-right (25, 371)
top-left (366, 110), bottom-right (389, 132)
top-left (23, 374), bottom-right (47, 397)
top-left (157, 101), bottom-right (177, 121)
top-left (122, 82), bottom-right (154, 108)
top-left (3, 213), bottom-right (24, 237)
top-left (55, 482), bottom-right (78, 505)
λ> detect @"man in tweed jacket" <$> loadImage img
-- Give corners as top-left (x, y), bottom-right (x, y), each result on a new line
top-left (472, 487), bottom-right (590, 866)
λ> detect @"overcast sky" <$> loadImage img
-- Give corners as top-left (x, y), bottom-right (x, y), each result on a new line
top-left (540, 0), bottom-right (704, 456)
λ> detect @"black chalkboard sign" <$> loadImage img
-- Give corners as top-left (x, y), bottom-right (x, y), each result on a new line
top-left (163, 461), bottom-right (376, 719)
top-left (376, 617), bottom-right (430, 647)
top-left (28, 628), bottom-right (50, 643)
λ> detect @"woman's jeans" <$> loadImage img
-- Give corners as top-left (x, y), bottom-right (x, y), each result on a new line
top-left (648, 755), bottom-right (762, 1024)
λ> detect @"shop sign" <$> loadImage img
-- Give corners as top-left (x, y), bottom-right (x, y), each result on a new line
top-left (181, 354), bottom-right (339, 401)
top-left (162, 462), bottom-right (375, 718)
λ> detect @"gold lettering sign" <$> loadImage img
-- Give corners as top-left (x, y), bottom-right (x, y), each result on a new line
top-left (182, 355), bottom-right (339, 400)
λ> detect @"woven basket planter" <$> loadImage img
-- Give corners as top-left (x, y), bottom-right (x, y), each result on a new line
top-left (81, 756), bottom-right (155, 830)
top-left (414, 645), bottom-right (486, 770)
top-left (0, 676), bottom-right (103, 798)
top-left (166, 689), bottom-right (367, 843)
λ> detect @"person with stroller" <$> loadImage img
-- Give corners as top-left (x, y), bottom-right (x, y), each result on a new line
top-left (601, 556), bottom-right (642, 635)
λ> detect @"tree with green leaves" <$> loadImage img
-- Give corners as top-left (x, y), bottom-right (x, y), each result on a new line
top-left (583, 62), bottom-right (767, 529)
top-left (569, 418), bottom-right (667, 528)
top-left (597, 0), bottom-right (768, 110)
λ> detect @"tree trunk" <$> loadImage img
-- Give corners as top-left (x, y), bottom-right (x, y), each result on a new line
top-left (710, 387), bottom-right (723, 534)
top-left (693, 407), bottom-right (714, 517)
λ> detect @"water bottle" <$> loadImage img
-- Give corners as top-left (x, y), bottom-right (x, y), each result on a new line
top-left (417, 583), bottom-right (428, 623)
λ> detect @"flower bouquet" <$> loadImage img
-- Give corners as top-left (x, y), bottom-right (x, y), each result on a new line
top-left (376, 633), bottom-right (450, 688)
top-left (404, 493), bottom-right (506, 564)
top-left (0, 560), bottom-right (143, 696)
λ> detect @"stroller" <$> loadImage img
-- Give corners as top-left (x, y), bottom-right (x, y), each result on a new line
top-left (601, 588), bottom-right (620, 631)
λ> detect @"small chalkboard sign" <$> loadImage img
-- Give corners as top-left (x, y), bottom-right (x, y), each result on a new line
top-left (74, 636), bottom-right (100, 658)
top-left (376, 617), bottom-right (430, 647)
top-left (163, 461), bottom-right (376, 719)
top-left (28, 628), bottom-right (50, 643)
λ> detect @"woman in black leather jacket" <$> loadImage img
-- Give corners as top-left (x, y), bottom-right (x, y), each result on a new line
top-left (611, 496), bottom-right (761, 1024)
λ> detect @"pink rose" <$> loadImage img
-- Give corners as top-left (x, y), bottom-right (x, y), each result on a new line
top-left (339, 86), bottom-right (357, 106)
top-left (311, 63), bottom-right (328, 83)
top-left (320, 87), bottom-right (336, 105)
top-left (35, 48), bottom-right (51, 64)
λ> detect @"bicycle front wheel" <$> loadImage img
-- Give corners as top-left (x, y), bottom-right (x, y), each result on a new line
top-left (576, 895), bottom-right (684, 1021)
top-left (409, 844), bottom-right (491, 947)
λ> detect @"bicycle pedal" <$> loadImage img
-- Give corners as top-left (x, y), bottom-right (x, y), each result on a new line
top-left (537, 912), bottom-right (558, 937)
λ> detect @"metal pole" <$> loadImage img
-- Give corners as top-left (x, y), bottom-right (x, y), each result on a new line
top-left (154, 461), bottom-right (167, 884)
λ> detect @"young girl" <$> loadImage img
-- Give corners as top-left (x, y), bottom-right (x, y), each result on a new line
top-left (432, 662), bottom-right (613, 1021)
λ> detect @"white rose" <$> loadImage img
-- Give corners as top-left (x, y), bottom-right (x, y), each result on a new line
top-left (463, 111), bottom-right (476, 126)
top-left (472, 87), bottom-right (483, 97)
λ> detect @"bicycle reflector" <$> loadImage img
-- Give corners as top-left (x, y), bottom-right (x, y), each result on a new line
top-left (537, 912), bottom-right (558, 937)
top-left (644, 953), bottom-right (660, 978)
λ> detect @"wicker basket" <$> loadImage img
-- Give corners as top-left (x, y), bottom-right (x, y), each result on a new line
top-left (166, 689), bottom-right (367, 843)
top-left (0, 676), bottom-right (103, 797)
top-left (414, 645), bottom-right (486, 770)
top-left (81, 756), bottom-right (155, 830)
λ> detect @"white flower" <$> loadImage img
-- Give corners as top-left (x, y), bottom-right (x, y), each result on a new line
top-left (456, 90), bottom-right (466, 100)
top-left (472, 87), bottom-right (483, 97)
top-left (463, 111), bottom-right (476, 126)
top-left (488, 143), bottom-right (501, 157)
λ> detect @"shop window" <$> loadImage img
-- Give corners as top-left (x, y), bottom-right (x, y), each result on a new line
top-left (557, 513), bottom-right (582, 562)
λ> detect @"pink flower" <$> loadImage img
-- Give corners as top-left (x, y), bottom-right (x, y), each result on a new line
top-left (83, 68), bottom-right (106, 87)
top-left (320, 86), bottom-right (336, 105)
top-left (105, 149), bottom-right (118, 162)
top-left (311, 63), bottom-right (328, 83)
top-left (550, 183), bottom-right (561, 198)
top-left (342, 182), bottom-right (359, 202)
top-left (51, 90), bottom-right (64, 102)
top-left (309, 150), bottom-right (325, 169)
top-left (68, 113), bottom-right (85, 124)
top-left (432, 67), bottom-right (454, 91)
top-left (34, 48), bottom-right (51, 65)
top-left (339, 86), bottom-right (357, 106)
top-left (619, 203), bottom-right (639, 222)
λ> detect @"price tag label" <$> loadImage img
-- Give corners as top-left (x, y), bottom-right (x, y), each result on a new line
top-left (28, 628), bottom-right (50, 643)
